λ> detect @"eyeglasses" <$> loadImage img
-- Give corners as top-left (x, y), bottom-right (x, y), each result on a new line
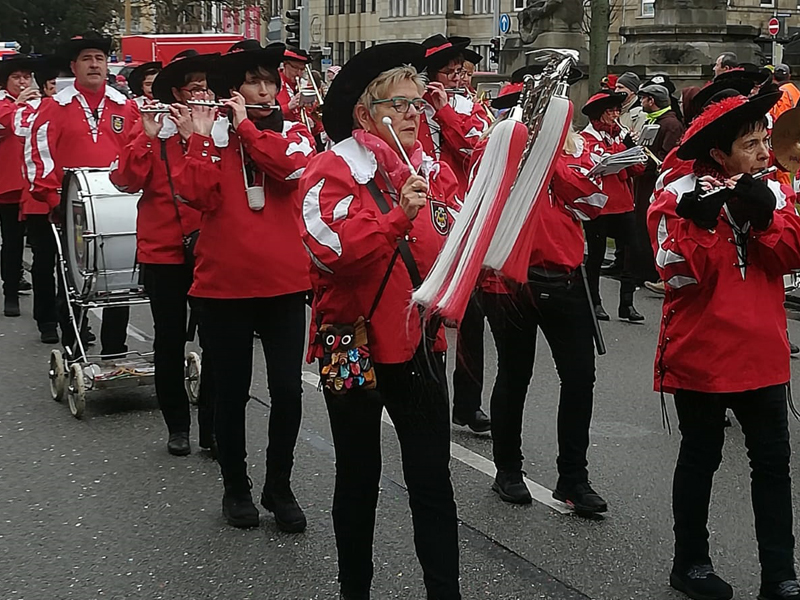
top-left (439, 68), bottom-right (466, 79)
top-left (372, 96), bottom-right (426, 114)
top-left (181, 86), bottom-right (209, 97)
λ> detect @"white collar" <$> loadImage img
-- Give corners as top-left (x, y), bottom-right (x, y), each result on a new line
top-left (331, 137), bottom-right (378, 184)
top-left (54, 83), bottom-right (128, 107)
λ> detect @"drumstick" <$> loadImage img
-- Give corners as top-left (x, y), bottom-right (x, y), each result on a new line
top-left (381, 116), bottom-right (416, 174)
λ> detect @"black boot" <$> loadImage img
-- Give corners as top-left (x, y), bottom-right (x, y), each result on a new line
top-left (553, 480), bottom-right (607, 515)
top-left (594, 304), bottom-right (610, 321)
top-left (759, 580), bottom-right (800, 600)
top-left (340, 590), bottom-right (370, 600)
top-left (4, 295), bottom-right (20, 317)
top-left (261, 471), bottom-right (307, 533)
top-left (222, 477), bottom-right (260, 528)
top-left (670, 564), bottom-right (733, 600)
top-left (167, 432), bottom-right (191, 456)
top-left (618, 291), bottom-right (644, 322)
top-left (39, 322), bottom-right (59, 344)
top-left (452, 408), bottom-right (491, 433)
top-left (492, 470), bottom-right (532, 504)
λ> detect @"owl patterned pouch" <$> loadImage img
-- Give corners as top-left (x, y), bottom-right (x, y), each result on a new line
top-left (318, 317), bottom-right (377, 395)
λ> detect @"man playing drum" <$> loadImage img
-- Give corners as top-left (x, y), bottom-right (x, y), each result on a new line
top-left (25, 32), bottom-right (140, 357)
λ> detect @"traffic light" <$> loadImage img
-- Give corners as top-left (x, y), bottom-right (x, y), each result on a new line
top-left (285, 9), bottom-right (300, 48)
top-left (489, 37), bottom-right (500, 64)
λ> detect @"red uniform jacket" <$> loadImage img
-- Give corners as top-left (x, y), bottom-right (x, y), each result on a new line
top-left (0, 93), bottom-right (25, 203)
top-left (300, 134), bottom-right (459, 365)
top-left (648, 173), bottom-right (800, 394)
top-left (419, 94), bottom-right (490, 200)
top-left (580, 122), bottom-right (644, 215)
top-left (173, 118), bottom-right (314, 299)
top-left (110, 119), bottom-right (203, 264)
top-left (277, 71), bottom-right (321, 137)
top-left (24, 83), bottom-right (139, 215)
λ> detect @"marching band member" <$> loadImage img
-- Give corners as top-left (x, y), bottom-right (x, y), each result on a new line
top-left (649, 90), bottom-right (800, 600)
top-left (482, 86), bottom-right (609, 515)
top-left (173, 45), bottom-right (314, 533)
top-left (277, 46), bottom-right (319, 133)
top-left (127, 60), bottom-right (161, 108)
top-left (110, 51), bottom-right (216, 457)
top-left (419, 34), bottom-right (491, 434)
top-left (299, 43), bottom-right (462, 600)
top-left (25, 32), bottom-right (139, 356)
top-left (580, 90), bottom-right (646, 322)
top-left (0, 55), bottom-right (39, 319)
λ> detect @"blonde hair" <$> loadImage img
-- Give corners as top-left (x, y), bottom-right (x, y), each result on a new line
top-left (562, 126), bottom-right (582, 156)
top-left (355, 65), bottom-right (425, 118)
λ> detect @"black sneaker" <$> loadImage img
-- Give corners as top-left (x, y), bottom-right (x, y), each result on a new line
top-left (261, 478), bottom-right (307, 533)
top-left (791, 342), bottom-right (800, 356)
top-left (18, 276), bottom-right (32, 294)
top-left (492, 470), bottom-right (532, 504)
top-left (759, 580), bottom-right (800, 600)
top-left (3, 296), bottom-right (20, 317)
top-left (670, 564), bottom-right (733, 600)
top-left (40, 323), bottom-right (59, 344)
top-left (453, 409), bottom-right (492, 433)
top-left (222, 490), bottom-right (260, 528)
top-left (553, 481), bottom-right (607, 515)
top-left (619, 305), bottom-right (645, 322)
top-left (340, 591), bottom-right (370, 600)
top-left (167, 432), bottom-right (191, 456)
top-left (594, 304), bottom-right (610, 321)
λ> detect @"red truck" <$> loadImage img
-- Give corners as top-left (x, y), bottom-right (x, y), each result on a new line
top-left (120, 33), bottom-right (245, 64)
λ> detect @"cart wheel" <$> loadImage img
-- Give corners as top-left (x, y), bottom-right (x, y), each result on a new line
top-left (185, 352), bottom-right (201, 406)
top-left (49, 349), bottom-right (66, 402)
top-left (68, 363), bottom-right (86, 419)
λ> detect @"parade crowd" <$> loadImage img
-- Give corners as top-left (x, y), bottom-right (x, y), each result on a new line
top-left (2, 31), bottom-right (800, 600)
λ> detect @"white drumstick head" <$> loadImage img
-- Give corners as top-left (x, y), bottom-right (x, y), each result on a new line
top-left (381, 116), bottom-right (392, 126)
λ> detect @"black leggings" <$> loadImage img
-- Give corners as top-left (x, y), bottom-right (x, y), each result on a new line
top-left (584, 212), bottom-right (637, 307)
top-left (0, 202), bottom-right (24, 298)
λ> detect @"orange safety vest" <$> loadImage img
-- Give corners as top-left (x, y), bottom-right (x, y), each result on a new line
top-left (770, 82), bottom-right (800, 123)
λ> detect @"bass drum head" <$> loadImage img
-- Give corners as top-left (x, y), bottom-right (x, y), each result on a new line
top-left (62, 170), bottom-right (93, 296)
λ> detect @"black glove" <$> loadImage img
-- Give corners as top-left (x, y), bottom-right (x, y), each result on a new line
top-left (622, 133), bottom-right (636, 149)
top-left (733, 173), bottom-right (776, 230)
top-left (676, 179), bottom-right (730, 230)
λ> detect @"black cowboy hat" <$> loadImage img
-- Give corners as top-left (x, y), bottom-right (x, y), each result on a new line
top-left (0, 54), bottom-right (38, 87)
top-left (714, 65), bottom-right (771, 87)
top-left (127, 60), bottom-right (161, 97)
top-left (511, 63), bottom-right (583, 85)
top-left (421, 34), bottom-right (482, 73)
top-left (32, 55), bottom-right (69, 86)
top-left (59, 32), bottom-right (112, 61)
top-left (152, 50), bottom-right (218, 104)
top-left (229, 39), bottom-right (262, 53)
top-left (208, 44), bottom-right (286, 99)
top-left (692, 77), bottom-right (758, 115)
top-left (323, 42), bottom-right (427, 144)
top-left (677, 90), bottom-right (781, 160)
top-left (581, 90), bottom-right (627, 119)
top-left (283, 47), bottom-right (311, 63)
top-left (491, 82), bottom-right (523, 110)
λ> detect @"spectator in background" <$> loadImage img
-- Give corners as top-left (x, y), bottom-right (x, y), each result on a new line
top-left (713, 52), bottom-right (738, 78)
top-left (615, 71), bottom-right (646, 134)
top-left (770, 64), bottom-right (800, 124)
top-left (680, 86), bottom-right (701, 125)
top-left (601, 74), bottom-right (618, 91)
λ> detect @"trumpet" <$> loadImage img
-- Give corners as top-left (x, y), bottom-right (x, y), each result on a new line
top-left (188, 100), bottom-right (279, 110)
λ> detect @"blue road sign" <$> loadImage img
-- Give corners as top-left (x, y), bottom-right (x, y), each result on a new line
top-left (499, 13), bottom-right (511, 35)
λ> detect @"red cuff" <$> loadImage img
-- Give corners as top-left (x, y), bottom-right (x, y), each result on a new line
top-left (383, 205), bottom-right (413, 240)
top-left (186, 134), bottom-right (220, 161)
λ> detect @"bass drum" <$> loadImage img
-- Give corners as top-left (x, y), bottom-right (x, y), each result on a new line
top-left (62, 168), bottom-right (142, 300)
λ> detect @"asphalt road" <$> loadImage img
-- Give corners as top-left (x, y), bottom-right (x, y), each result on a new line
top-left (3, 278), bottom-right (800, 600)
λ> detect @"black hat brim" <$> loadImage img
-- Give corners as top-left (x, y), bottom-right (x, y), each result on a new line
top-left (692, 78), bottom-right (756, 113)
top-left (677, 91), bottom-right (781, 160)
top-left (581, 92), bottom-right (627, 118)
top-left (425, 39), bottom-right (479, 72)
top-left (208, 45), bottom-right (285, 99)
top-left (127, 61), bottom-right (161, 97)
top-left (492, 92), bottom-right (520, 110)
top-left (152, 53), bottom-right (218, 104)
top-left (60, 37), bottom-right (112, 61)
top-left (447, 37), bottom-right (482, 65)
top-left (714, 67), bottom-right (771, 88)
top-left (323, 42), bottom-right (427, 144)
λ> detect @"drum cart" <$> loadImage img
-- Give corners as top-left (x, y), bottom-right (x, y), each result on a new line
top-left (47, 168), bottom-right (201, 418)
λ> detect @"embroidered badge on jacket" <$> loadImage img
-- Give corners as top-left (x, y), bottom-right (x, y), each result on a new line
top-left (111, 115), bottom-right (125, 133)
top-left (430, 199), bottom-right (450, 235)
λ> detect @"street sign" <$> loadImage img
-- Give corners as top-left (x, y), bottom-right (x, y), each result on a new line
top-left (499, 13), bottom-right (511, 35)
top-left (768, 17), bottom-right (780, 36)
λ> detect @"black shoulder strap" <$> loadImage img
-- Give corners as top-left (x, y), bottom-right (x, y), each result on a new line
top-left (160, 138), bottom-right (186, 237)
top-left (365, 179), bottom-right (423, 289)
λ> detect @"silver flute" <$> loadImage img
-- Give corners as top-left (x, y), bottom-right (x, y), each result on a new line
top-left (188, 100), bottom-right (279, 110)
top-left (698, 166), bottom-right (777, 199)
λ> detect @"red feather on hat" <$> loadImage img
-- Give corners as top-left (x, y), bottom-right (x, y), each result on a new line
top-left (680, 95), bottom-right (747, 146)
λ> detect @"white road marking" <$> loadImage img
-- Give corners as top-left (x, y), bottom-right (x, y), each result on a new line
top-left (300, 369), bottom-right (571, 514)
top-left (88, 308), bottom-right (149, 343)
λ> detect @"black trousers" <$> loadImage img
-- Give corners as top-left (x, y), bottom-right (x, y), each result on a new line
top-left (673, 386), bottom-right (796, 582)
top-left (452, 291), bottom-right (485, 418)
top-left (0, 203), bottom-right (24, 298)
top-left (584, 212), bottom-right (637, 307)
top-left (484, 279), bottom-right (597, 485)
top-left (200, 293), bottom-right (305, 486)
top-left (25, 215), bottom-right (58, 329)
top-left (143, 263), bottom-right (214, 440)
top-left (323, 346), bottom-right (461, 600)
